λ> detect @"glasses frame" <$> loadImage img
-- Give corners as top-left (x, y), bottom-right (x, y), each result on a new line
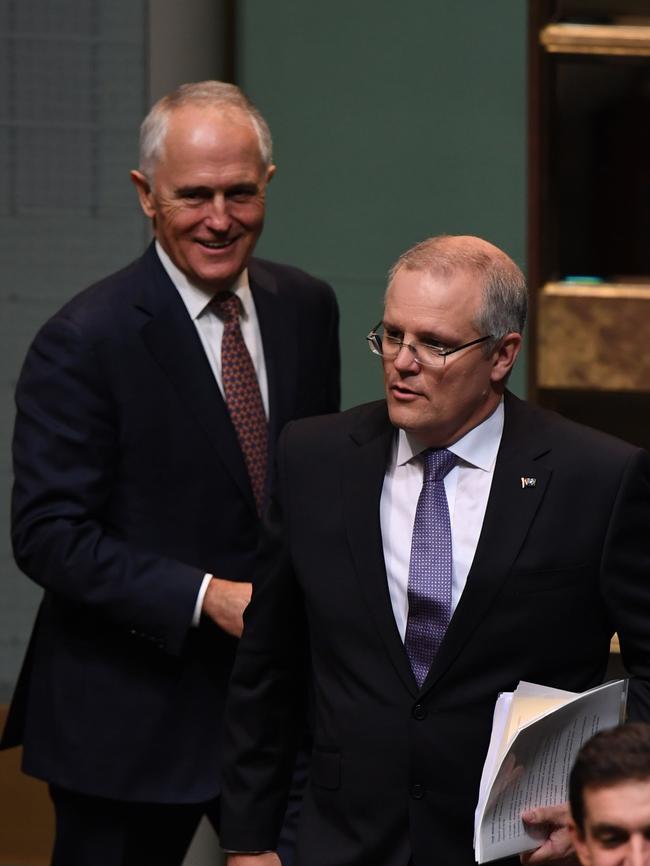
top-left (366, 322), bottom-right (493, 368)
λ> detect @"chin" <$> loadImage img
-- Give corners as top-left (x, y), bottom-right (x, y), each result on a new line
top-left (387, 402), bottom-right (417, 432)
top-left (195, 264), bottom-right (244, 289)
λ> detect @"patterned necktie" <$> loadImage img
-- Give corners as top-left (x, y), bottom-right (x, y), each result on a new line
top-left (405, 448), bottom-right (458, 688)
top-left (212, 292), bottom-right (268, 514)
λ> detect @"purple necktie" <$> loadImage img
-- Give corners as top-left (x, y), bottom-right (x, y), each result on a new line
top-left (213, 292), bottom-right (268, 515)
top-left (405, 448), bottom-right (458, 688)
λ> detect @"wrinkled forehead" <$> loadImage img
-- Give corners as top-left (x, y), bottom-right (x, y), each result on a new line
top-left (384, 265), bottom-right (484, 321)
top-left (158, 104), bottom-right (264, 166)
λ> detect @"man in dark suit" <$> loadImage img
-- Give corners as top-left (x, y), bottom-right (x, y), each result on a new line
top-left (1, 81), bottom-right (339, 866)
top-left (219, 235), bottom-right (650, 866)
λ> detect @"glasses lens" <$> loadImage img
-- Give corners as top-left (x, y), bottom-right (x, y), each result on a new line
top-left (380, 330), bottom-right (400, 358)
top-left (368, 327), bottom-right (396, 359)
top-left (414, 342), bottom-right (445, 366)
top-left (367, 326), bottom-right (444, 367)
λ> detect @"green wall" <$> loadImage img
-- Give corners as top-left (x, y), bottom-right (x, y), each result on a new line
top-left (238, 1), bottom-right (528, 408)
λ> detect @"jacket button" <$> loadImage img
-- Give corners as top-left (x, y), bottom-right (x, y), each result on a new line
top-left (411, 783), bottom-right (425, 799)
top-left (412, 703), bottom-right (427, 720)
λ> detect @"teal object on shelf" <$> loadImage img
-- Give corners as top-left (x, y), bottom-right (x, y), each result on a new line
top-left (562, 276), bottom-right (605, 284)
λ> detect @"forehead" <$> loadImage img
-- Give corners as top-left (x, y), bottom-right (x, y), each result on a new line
top-left (160, 104), bottom-right (264, 173)
top-left (384, 267), bottom-right (483, 331)
top-left (584, 779), bottom-right (650, 830)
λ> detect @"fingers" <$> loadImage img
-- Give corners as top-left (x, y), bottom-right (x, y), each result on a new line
top-left (202, 578), bottom-right (253, 637)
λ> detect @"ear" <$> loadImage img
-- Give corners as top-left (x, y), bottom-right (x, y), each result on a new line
top-left (568, 819), bottom-right (591, 866)
top-left (130, 170), bottom-right (156, 219)
top-left (489, 332), bottom-right (522, 385)
top-left (265, 163), bottom-right (277, 185)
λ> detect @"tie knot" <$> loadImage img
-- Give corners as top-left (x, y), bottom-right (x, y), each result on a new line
top-left (212, 291), bottom-right (242, 323)
top-left (423, 448), bottom-right (457, 482)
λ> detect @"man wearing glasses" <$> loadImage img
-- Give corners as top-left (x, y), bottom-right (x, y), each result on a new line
top-left (220, 235), bottom-right (650, 866)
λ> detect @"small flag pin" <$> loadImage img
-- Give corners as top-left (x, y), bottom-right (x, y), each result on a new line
top-left (520, 477), bottom-right (537, 489)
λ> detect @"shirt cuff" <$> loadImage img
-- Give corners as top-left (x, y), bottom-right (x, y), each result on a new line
top-left (192, 573), bottom-right (213, 626)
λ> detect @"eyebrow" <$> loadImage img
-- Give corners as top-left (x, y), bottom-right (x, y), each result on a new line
top-left (175, 185), bottom-right (213, 197)
top-left (175, 182), bottom-right (260, 198)
top-left (227, 182), bottom-right (259, 193)
top-left (382, 320), bottom-right (455, 346)
top-left (591, 823), bottom-right (628, 834)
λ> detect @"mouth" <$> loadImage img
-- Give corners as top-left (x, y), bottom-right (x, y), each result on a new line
top-left (195, 237), bottom-right (239, 251)
top-left (389, 381), bottom-right (421, 401)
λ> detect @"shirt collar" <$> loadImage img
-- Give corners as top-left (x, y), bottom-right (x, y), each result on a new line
top-left (395, 399), bottom-right (504, 472)
top-left (155, 240), bottom-right (252, 321)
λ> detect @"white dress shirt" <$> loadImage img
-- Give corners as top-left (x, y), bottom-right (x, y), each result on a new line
top-left (380, 400), bottom-right (504, 641)
top-left (155, 241), bottom-right (270, 415)
top-left (155, 242), bottom-right (269, 624)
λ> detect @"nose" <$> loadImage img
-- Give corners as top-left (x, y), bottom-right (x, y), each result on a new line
top-left (205, 194), bottom-right (232, 232)
top-left (627, 834), bottom-right (650, 866)
top-left (392, 342), bottom-right (419, 372)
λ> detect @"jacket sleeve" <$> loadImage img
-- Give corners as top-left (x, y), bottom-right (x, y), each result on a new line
top-left (220, 424), bottom-right (307, 850)
top-left (317, 279), bottom-right (341, 415)
top-left (600, 447), bottom-right (650, 720)
top-left (11, 313), bottom-right (205, 656)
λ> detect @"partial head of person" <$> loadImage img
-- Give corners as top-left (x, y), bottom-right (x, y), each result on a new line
top-left (569, 723), bottom-right (650, 866)
top-left (367, 234), bottom-right (527, 447)
top-left (131, 80), bottom-right (276, 293)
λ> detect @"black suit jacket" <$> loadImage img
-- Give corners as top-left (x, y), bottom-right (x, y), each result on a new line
top-left (220, 394), bottom-right (650, 866)
top-left (2, 243), bottom-right (340, 803)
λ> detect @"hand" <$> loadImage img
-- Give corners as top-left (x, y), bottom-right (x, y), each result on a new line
top-left (520, 803), bottom-right (579, 864)
top-left (227, 855), bottom-right (281, 866)
top-left (202, 577), bottom-right (252, 637)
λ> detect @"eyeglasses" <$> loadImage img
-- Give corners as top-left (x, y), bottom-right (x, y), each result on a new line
top-left (366, 323), bottom-right (493, 368)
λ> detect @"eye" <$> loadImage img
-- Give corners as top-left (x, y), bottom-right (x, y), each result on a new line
top-left (227, 185), bottom-right (258, 203)
top-left (420, 337), bottom-right (447, 353)
top-left (595, 830), bottom-right (628, 849)
top-left (176, 187), bottom-right (211, 202)
top-left (383, 328), bottom-right (403, 344)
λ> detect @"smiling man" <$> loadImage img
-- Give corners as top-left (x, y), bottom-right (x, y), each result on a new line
top-left (1, 82), bottom-right (339, 866)
top-left (219, 235), bottom-right (650, 866)
top-left (569, 724), bottom-right (650, 866)
top-left (130, 97), bottom-right (273, 297)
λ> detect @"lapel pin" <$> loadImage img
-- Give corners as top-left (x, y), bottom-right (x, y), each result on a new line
top-left (520, 477), bottom-right (537, 489)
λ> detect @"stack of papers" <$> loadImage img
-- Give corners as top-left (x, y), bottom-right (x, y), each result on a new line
top-left (474, 678), bottom-right (627, 863)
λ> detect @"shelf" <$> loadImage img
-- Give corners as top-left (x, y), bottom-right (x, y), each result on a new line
top-left (542, 281), bottom-right (650, 300)
top-left (540, 22), bottom-right (650, 56)
top-left (537, 281), bottom-right (650, 391)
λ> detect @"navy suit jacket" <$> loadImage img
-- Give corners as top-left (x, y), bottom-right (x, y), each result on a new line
top-left (2, 243), bottom-right (340, 803)
top-left (220, 395), bottom-right (650, 866)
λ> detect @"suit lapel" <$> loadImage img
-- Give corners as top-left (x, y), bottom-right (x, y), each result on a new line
top-left (341, 396), bottom-right (555, 696)
top-left (423, 394), bottom-right (553, 690)
top-left (343, 404), bottom-right (420, 695)
top-left (135, 246), bottom-right (255, 510)
top-left (248, 260), bottom-right (298, 471)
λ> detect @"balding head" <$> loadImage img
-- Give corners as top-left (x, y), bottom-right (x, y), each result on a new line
top-left (138, 80), bottom-right (273, 184)
top-left (389, 235), bottom-right (527, 354)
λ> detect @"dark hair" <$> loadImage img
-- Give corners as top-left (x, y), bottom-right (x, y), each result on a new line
top-left (569, 723), bottom-right (650, 833)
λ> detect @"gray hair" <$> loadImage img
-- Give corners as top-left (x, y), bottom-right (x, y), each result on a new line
top-left (139, 80), bottom-right (273, 181)
top-left (388, 235), bottom-right (528, 353)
